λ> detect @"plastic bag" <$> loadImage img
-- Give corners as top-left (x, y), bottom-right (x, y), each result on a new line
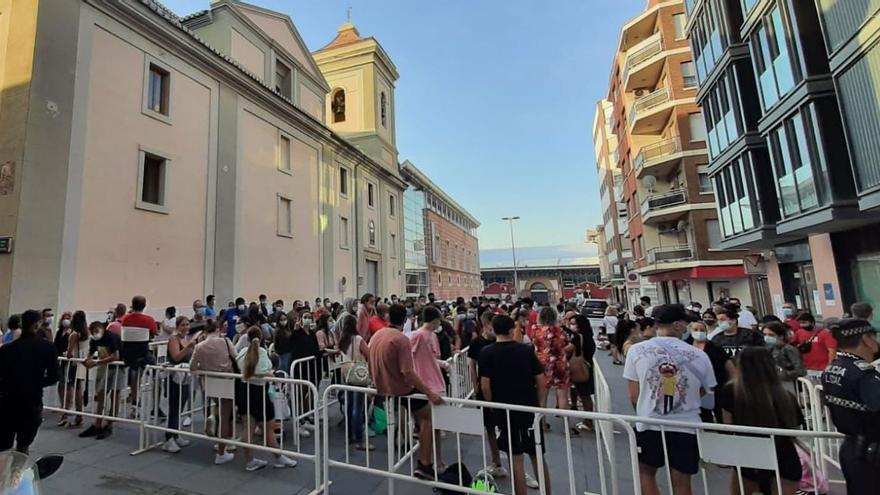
top-left (371, 406), bottom-right (387, 435)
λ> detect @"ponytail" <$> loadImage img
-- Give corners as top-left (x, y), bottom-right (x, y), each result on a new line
top-left (242, 326), bottom-right (262, 379)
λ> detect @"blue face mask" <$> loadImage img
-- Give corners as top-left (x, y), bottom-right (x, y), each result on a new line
top-left (764, 335), bottom-right (778, 346)
top-left (782, 308), bottom-right (794, 317)
top-left (718, 321), bottom-right (732, 332)
top-left (196, 307), bottom-right (207, 316)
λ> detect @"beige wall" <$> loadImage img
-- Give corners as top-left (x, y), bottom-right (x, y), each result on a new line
top-left (809, 234), bottom-right (844, 319)
top-left (74, 27), bottom-right (212, 310)
top-left (324, 72), bottom-right (365, 133)
top-left (332, 158), bottom-right (355, 299)
top-left (231, 28), bottom-right (265, 78)
top-left (299, 82), bottom-right (324, 121)
top-left (238, 107), bottom-right (321, 301)
top-left (239, 8), bottom-right (315, 82)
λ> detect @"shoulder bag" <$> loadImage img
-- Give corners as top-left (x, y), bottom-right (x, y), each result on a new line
top-left (341, 337), bottom-right (371, 387)
top-left (569, 334), bottom-right (592, 384)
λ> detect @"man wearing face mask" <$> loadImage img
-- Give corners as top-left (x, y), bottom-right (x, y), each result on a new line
top-left (781, 302), bottom-right (802, 333)
top-left (710, 305), bottom-right (763, 359)
top-left (689, 321), bottom-right (734, 423)
top-left (225, 297), bottom-right (247, 340)
top-left (190, 299), bottom-right (208, 334)
top-left (821, 319), bottom-right (880, 494)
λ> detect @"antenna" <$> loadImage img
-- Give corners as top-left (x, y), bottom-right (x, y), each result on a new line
top-left (347, 6), bottom-right (352, 23)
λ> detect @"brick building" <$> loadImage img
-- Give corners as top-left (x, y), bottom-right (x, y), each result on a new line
top-left (401, 161), bottom-right (480, 300)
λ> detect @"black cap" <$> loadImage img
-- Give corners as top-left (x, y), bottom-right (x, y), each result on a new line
top-left (829, 318), bottom-right (876, 339)
top-left (652, 304), bottom-right (699, 324)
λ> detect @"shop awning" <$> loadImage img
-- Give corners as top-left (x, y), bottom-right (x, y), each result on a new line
top-left (647, 265), bottom-right (747, 283)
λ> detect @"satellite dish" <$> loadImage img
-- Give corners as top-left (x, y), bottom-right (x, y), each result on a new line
top-left (641, 175), bottom-right (657, 192)
top-left (676, 219), bottom-right (688, 231)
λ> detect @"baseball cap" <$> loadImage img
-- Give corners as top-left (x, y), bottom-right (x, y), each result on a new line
top-left (652, 304), bottom-right (700, 324)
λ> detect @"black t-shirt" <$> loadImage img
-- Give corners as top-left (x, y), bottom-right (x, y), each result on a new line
top-left (467, 335), bottom-right (494, 378)
top-left (460, 318), bottom-right (477, 349)
top-left (478, 341), bottom-right (543, 408)
top-left (711, 328), bottom-right (763, 358)
top-left (0, 335), bottom-right (59, 407)
top-left (438, 321), bottom-right (455, 360)
top-left (89, 332), bottom-right (121, 360)
top-left (700, 340), bottom-right (730, 389)
top-left (717, 382), bottom-right (804, 428)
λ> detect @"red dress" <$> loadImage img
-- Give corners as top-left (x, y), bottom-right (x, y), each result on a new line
top-left (533, 325), bottom-right (570, 388)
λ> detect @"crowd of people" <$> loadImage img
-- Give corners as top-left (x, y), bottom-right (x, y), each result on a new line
top-left (0, 290), bottom-right (876, 495)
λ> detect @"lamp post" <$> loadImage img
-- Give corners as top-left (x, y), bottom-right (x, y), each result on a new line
top-left (502, 216), bottom-right (520, 298)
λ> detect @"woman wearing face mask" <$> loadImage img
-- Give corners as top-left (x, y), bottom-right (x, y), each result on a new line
top-left (62, 311), bottom-right (90, 429)
top-left (566, 313), bottom-right (596, 433)
top-left (273, 313), bottom-right (293, 373)
top-left (689, 321), bottom-right (734, 423)
top-left (762, 321), bottom-right (806, 391)
top-left (618, 320), bottom-right (640, 358)
top-left (235, 326), bottom-right (298, 471)
top-left (702, 310), bottom-right (720, 339)
top-left (289, 310), bottom-right (321, 434)
top-left (163, 316), bottom-right (196, 453)
top-left (158, 307), bottom-right (177, 342)
top-left (357, 293), bottom-right (376, 342)
top-left (53, 312), bottom-right (72, 426)
top-left (410, 306), bottom-right (447, 469)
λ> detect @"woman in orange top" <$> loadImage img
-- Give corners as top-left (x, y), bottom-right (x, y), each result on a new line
top-left (532, 306), bottom-right (574, 418)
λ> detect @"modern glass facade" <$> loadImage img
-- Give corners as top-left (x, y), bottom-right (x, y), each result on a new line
top-left (403, 186), bottom-right (428, 297)
top-left (750, 4), bottom-right (800, 111)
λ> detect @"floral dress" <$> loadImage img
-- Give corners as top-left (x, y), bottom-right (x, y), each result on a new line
top-left (533, 325), bottom-right (570, 388)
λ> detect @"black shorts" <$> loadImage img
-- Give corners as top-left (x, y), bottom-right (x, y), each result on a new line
top-left (401, 390), bottom-right (428, 414)
top-left (474, 390), bottom-right (495, 427)
top-left (636, 430), bottom-right (699, 475)
top-left (497, 419), bottom-right (540, 456)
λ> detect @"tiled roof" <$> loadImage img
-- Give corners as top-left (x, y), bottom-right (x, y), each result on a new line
top-left (315, 22), bottom-right (364, 52)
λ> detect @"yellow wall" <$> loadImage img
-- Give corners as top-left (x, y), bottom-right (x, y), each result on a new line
top-left (75, 28), bottom-right (211, 310)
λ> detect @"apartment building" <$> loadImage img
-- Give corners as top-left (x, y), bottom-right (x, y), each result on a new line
top-left (599, 0), bottom-right (752, 309)
top-left (682, 0), bottom-right (880, 321)
top-left (0, 0), bottom-right (406, 318)
top-left (592, 100), bottom-right (631, 305)
top-left (400, 161), bottom-right (481, 300)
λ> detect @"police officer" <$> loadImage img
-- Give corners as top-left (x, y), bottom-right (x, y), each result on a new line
top-left (821, 318), bottom-right (880, 494)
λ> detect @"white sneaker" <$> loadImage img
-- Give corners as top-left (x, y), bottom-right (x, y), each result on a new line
top-left (301, 422), bottom-right (316, 432)
top-left (214, 452), bottom-right (234, 465)
top-left (525, 473), bottom-right (539, 489)
top-left (486, 463), bottom-right (508, 478)
top-left (162, 438), bottom-right (181, 453)
top-left (298, 428), bottom-right (311, 438)
top-left (273, 455), bottom-right (298, 468)
top-left (175, 436), bottom-right (191, 447)
top-left (182, 416), bottom-right (192, 427)
top-left (214, 443), bottom-right (237, 453)
top-left (245, 458), bottom-right (268, 472)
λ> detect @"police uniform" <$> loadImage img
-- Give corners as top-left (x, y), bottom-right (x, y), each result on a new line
top-left (820, 322), bottom-right (880, 495)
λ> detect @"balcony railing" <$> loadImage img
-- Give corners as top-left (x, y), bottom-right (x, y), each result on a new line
top-left (629, 87), bottom-right (672, 126)
top-left (647, 244), bottom-right (693, 264)
top-left (633, 136), bottom-right (682, 172)
top-left (641, 188), bottom-right (688, 216)
top-left (623, 34), bottom-right (664, 84)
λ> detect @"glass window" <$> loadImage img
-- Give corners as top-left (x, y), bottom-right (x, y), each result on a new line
top-left (274, 60), bottom-right (292, 99)
top-left (141, 154), bottom-right (165, 206)
top-left (706, 219), bottom-right (722, 249)
top-left (791, 112), bottom-right (819, 210)
top-left (753, 5), bottom-right (798, 111)
top-left (689, 113), bottom-right (707, 142)
top-left (339, 216), bottom-right (349, 248)
top-left (681, 61), bottom-right (697, 88)
top-left (673, 14), bottom-right (687, 40)
top-left (339, 167), bottom-right (349, 195)
top-left (368, 220), bottom-right (376, 246)
top-left (716, 175), bottom-right (732, 236)
top-left (770, 110), bottom-right (821, 218)
top-left (277, 196), bottom-right (293, 237)
top-left (278, 135), bottom-right (291, 172)
top-left (146, 64), bottom-right (170, 116)
top-left (368, 183), bottom-right (375, 207)
top-left (698, 172), bottom-right (713, 193)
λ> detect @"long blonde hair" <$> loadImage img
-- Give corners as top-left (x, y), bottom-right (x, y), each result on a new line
top-left (243, 326), bottom-right (262, 379)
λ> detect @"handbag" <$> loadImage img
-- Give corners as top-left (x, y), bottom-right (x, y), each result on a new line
top-left (226, 338), bottom-right (241, 374)
top-left (569, 334), bottom-right (592, 384)
top-left (797, 331), bottom-right (818, 354)
top-left (341, 337), bottom-right (371, 387)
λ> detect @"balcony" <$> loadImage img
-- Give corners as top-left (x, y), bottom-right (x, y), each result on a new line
top-left (629, 87), bottom-right (674, 135)
top-left (623, 33), bottom-right (666, 92)
top-left (640, 188), bottom-right (688, 224)
top-left (633, 137), bottom-right (682, 178)
top-left (647, 244), bottom-right (694, 264)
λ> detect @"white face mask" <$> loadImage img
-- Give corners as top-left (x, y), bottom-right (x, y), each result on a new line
top-left (302, 318), bottom-right (313, 327)
top-left (568, 324), bottom-right (578, 332)
top-left (45, 317), bottom-right (54, 327)
top-left (61, 319), bottom-right (71, 328)
top-left (90, 331), bottom-right (104, 341)
top-left (691, 331), bottom-right (707, 342)
top-left (718, 321), bottom-right (733, 332)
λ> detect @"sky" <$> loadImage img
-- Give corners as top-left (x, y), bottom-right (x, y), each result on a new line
top-left (162, 0), bottom-right (646, 253)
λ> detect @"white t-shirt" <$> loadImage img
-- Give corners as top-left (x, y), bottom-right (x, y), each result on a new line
top-left (602, 316), bottom-right (619, 335)
top-left (622, 336), bottom-right (716, 432)
top-left (738, 309), bottom-right (758, 329)
top-left (644, 305), bottom-right (654, 317)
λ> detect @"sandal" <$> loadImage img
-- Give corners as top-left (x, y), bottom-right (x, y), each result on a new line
top-left (57, 415), bottom-right (69, 427)
top-left (66, 418), bottom-right (83, 429)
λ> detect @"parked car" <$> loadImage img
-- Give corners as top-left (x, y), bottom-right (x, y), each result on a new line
top-left (578, 298), bottom-right (609, 329)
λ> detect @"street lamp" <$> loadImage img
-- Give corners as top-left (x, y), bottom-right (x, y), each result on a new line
top-left (502, 216), bottom-right (520, 298)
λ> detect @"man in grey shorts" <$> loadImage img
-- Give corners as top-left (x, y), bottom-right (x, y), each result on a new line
top-left (79, 321), bottom-right (123, 440)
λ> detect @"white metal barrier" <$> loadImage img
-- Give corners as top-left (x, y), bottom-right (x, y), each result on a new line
top-left (445, 347), bottom-right (472, 401)
top-left (319, 384), bottom-right (844, 495)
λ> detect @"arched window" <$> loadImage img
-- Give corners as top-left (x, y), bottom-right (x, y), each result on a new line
top-left (380, 92), bottom-right (387, 128)
top-left (368, 220), bottom-right (376, 245)
top-left (332, 89), bottom-right (346, 123)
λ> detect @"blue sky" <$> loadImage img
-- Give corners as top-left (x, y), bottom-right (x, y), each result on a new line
top-left (163, 0), bottom-right (645, 251)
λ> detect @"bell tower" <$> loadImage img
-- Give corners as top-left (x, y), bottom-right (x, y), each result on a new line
top-left (313, 22), bottom-right (400, 173)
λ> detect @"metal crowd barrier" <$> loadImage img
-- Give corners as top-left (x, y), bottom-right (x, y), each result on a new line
top-left (797, 377), bottom-right (845, 488)
top-left (44, 353), bottom-right (848, 495)
top-left (445, 347), bottom-right (472, 401)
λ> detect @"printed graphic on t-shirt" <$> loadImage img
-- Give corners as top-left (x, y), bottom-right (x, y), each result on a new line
top-left (639, 349), bottom-right (690, 416)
